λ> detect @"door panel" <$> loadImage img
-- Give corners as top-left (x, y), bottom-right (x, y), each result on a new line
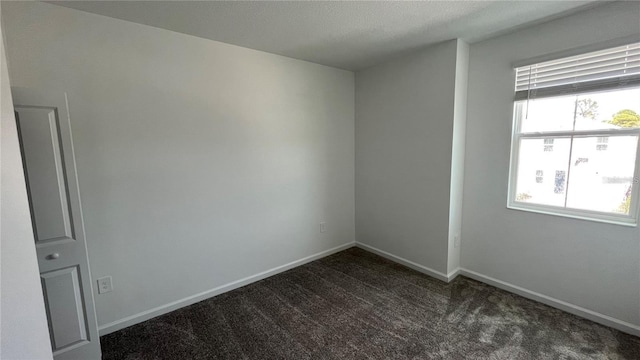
top-left (14, 88), bottom-right (101, 360)
top-left (41, 266), bottom-right (88, 351)
top-left (17, 107), bottom-right (74, 243)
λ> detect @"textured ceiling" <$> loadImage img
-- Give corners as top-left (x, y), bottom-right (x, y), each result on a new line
top-left (50, 0), bottom-right (603, 71)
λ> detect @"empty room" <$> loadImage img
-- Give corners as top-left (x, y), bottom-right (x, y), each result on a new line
top-left (1, 1), bottom-right (640, 359)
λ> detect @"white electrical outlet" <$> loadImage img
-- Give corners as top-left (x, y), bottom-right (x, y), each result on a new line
top-left (320, 222), bottom-right (326, 233)
top-left (97, 276), bottom-right (113, 294)
top-left (454, 234), bottom-right (461, 248)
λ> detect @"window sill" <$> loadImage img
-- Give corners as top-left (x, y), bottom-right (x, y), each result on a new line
top-left (506, 203), bottom-right (638, 227)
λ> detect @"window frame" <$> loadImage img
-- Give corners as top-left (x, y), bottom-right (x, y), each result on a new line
top-left (507, 95), bottom-right (640, 226)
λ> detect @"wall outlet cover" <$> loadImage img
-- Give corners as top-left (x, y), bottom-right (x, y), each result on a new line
top-left (97, 276), bottom-right (113, 294)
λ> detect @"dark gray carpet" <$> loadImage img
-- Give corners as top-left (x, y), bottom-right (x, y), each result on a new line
top-left (101, 247), bottom-right (640, 359)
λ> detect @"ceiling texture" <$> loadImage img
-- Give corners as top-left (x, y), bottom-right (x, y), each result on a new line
top-left (50, 0), bottom-right (604, 71)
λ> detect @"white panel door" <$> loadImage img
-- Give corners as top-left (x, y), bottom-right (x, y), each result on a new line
top-left (13, 88), bottom-right (101, 360)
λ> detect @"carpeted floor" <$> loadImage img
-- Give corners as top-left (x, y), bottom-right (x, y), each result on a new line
top-left (101, 247), bottom-right (640, 359)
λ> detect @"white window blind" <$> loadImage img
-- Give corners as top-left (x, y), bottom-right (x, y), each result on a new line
top-left (515, 42), bottom-right (640, 101)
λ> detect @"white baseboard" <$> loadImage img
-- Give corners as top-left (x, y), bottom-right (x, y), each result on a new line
top-left (99, 241), bottom-right (640, 338)
top-left (459, 268), bottom-right (640, 337)
top-left (354, 243), bottom-right (639, 337)
top-left (355, 242), bottom-right (457, 283)
top-left (98, 242), bottom-right (356, 336)
top-left (446, 267), bottom-right (461, 282)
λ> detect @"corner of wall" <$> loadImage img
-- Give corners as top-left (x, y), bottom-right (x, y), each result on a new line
top-left (446, 39), bottom-right (470, 274)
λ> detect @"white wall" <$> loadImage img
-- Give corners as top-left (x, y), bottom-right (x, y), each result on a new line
top-left (355, 40), bottom-right (462, 275)
top-left (3, 1), bottom-right (354, 332)
top-left (0, 3), bottom-right (53, 358)
top-left (462, 0), bottom-right (640, 332)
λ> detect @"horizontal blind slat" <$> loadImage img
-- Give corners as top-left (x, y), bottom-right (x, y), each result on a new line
top-left (515, 42), bottom-right (640, 92)
top-left (515, 63), bottom-right (640, 90)
top-left (520, 43), bottom-right (640, 71)
top-left (514, 76), bottom-right (640, 101)
top-left (517, 48), bottom-right (640, 77)
top-left (515, 53), bottom-right (640, 82)
top-left (516, 60), bottom-right (640, 87)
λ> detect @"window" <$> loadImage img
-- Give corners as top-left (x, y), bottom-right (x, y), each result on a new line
top-left (508, 42), bottom-right (640, 225)
top-left (554, 171), bottom-right (566, 194)
top-left (596, 136), bottom-right (608, 151)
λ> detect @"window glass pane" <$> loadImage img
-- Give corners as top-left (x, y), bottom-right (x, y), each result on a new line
top-left (515, 138), bottom-right (571, 207)
top-left (566, 136), bottom-right (638, 214)
top-left (517, 87), bottom-right (640, 133)
top-left (518, 96), bottom-right (576, 132)
top-left (573, 88), bottom-right (640, 131)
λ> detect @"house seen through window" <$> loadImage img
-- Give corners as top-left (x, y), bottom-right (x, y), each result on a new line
top-left (508, 42), bottom-right (640, 224)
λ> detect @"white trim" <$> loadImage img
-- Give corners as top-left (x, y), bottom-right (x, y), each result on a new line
top-left (350, 244), bottom-right (639, 336)
top-left (98, 242), bottom-right (356, 335)
top-left (459, 268), bottom-right (640, 337)
top-left (507, 91), bottom-right (640, 227)
top-left (446, 267), bottom-right (461, 282)
top-left (355, 242), bottom-right (456, 283)
top-left (507, 204), bottom-right (637, 227)
top-left (98, 242), bottom-right (640, 339)
top-left (518, 128), bottom-right (640, 138)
